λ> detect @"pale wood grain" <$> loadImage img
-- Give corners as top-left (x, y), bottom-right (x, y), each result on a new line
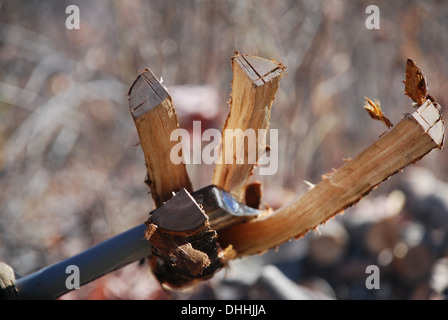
top-left (212, 54), bottom-right (285, 201)
top-left (129, 69), bottom-right (192, 207)
top-left (218, 101), bottom-right (444, 257)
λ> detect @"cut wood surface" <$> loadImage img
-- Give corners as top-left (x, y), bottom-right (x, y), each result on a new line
top-left (147, 189), bottom-right (208, 237)
top-left (218, 100), bottom-right (444, 257)
top-left (128, 69), bottom-right (192, 207)
top-left (212, 53), bottom-right (285, 202)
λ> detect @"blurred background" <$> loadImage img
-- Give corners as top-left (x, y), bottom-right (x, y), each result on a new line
top-left (0, 0), bottom-right (447, 299)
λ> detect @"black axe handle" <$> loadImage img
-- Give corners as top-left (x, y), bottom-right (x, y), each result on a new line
top-left (11, 185), bottom-right (260, 299)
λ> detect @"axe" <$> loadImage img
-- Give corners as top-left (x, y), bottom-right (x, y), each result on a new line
top-left (5, 185), bottom-right (260, 300)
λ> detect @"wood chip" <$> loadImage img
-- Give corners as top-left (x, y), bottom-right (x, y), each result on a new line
top-left (363, 97), bottom-right (393, 128)
top-left (404, 59), bottom-right (428, 106)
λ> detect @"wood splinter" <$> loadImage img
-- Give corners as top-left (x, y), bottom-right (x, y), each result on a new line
top-left (218, 59), bottom-right (445, 258)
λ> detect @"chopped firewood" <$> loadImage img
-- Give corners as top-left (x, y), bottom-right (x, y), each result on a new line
top-left (404, 59), bottom-right (428, 106)
top-left (128, 69), bottom-right (193, 208)
top-left (212, 53), bottom-right (285, 202)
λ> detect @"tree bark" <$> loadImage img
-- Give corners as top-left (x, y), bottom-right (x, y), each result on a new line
top-left (212, 53), bottom-right (285, 201)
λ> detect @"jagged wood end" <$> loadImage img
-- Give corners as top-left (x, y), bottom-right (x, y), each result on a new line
top-left (212, 54), bottom-right (285, 202)
top-left (404, 58), bottom-right (428, 106)
top-left (145, 188), bottom-right (234, 288)
top-left (147, 189), bottom-right (208, 237)
top-left (128, 69), bottom-right (192, 208)
top-left (218, 101), bottom-right (444, 257)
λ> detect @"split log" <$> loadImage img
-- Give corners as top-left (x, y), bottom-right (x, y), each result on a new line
top-left (363, 218), bottom-right (400, 255)
top-left (0, 262), bottom-right (20, 300)
top-left (212, 53), bottom-right (285, 202)
top-left (128, 69), bottom-right (192, 207)
top-left (218, 100), bottom-right (444, 257)
top-left (393, 244), bottom-right (434, 285)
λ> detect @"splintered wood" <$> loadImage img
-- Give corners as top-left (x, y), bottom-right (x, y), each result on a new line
top-left (219, 100), bottom-right (444, 257)
top-left (128, 69), bottom-right (192, 208)
top-left (363, 97), bottom-right (393, 129)
top-left (212, 54), bottom-right (285, 202)
top-left (129, 55), bottom-right (444, 287)
top-left (218, 59), bottom-right (444, 257)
